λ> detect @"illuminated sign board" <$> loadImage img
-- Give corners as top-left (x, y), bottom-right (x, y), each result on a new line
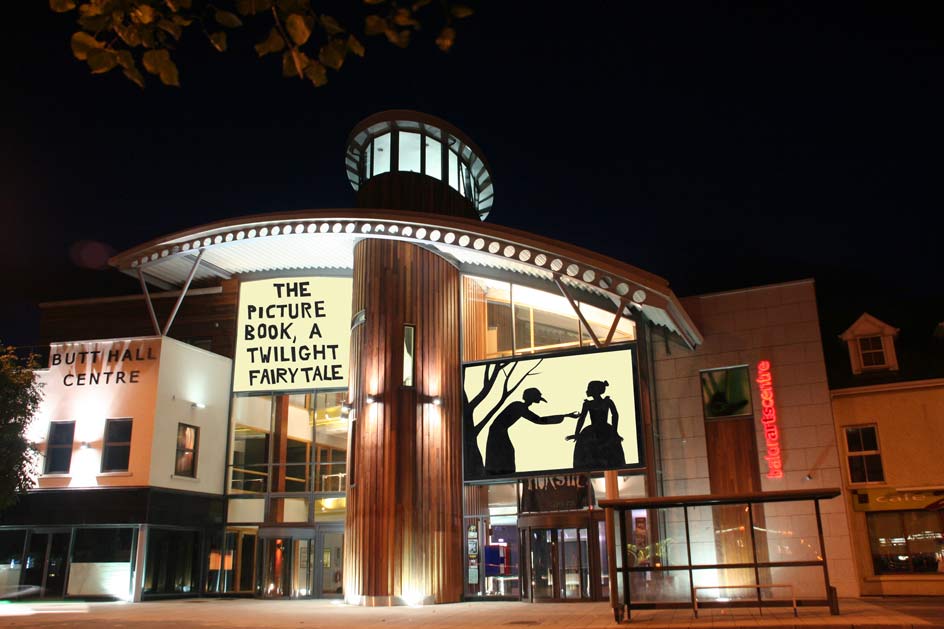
top-left (48, 338), bottom-right (159, 387)
top-left (853, 488), bottom-right (944, 512)
top-left (756, 360), bottom-right (783, 479)
top-left (463, 346), bottom-right (642, 481)
top-left (233, 277), bottom-right (353, 393)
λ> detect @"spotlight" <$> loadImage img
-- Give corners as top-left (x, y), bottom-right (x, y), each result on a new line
top-left (191, 402), bottom-right (206, 409)
top-left (365, 394), bottom-right (378, 404)
top-left (431, 396), bottom-right (442, 406)
top-left (80, 441), bottom-right (89, 449)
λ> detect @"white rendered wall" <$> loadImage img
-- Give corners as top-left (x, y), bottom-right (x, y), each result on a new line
top-left (651, 280), bottom-right (857, 597)
top-left (149, 337), bottom-right (232, 495)
top-left (30, 337), bottom-right (162, 489)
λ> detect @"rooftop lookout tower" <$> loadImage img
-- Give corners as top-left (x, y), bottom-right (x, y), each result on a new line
top-left (344, 110), bottom-right (494, 221)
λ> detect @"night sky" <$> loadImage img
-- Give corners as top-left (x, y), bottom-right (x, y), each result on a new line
top-left (3, 2), bottom-right (942, 349)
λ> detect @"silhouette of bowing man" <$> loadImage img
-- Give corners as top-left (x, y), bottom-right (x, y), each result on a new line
top-left (484, 387), bottom-right (579, 476)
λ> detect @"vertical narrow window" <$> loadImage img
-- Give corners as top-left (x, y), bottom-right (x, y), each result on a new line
top-left (364, 140), bottom-right (372, 178)
top-left (102, 418), bottom-right (133, 472)
top-left (372, 133), bottom-right (391, 175)
top-left (45, 421), bottom-right (75, 474)
top-left (175, 423), bottom-right (200, 478)
top-left (424, 137), bottom-right (442, 180)
top-left (403, 324), bottom-right (415, 387)
top-left (448, 149), bottom-right (459, 190)
top-left (398, 132), bottom-right (422, 173)
top-left (845, 425), bottom-right (884, 483)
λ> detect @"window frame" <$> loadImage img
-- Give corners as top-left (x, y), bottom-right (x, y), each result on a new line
top-left (857, 335), bottom-right (887, 369)
top-left (101, 417), bottom-right (133, 473)
top-left (44, 420), bottom-right (76, 475)
top-left (175, 422), bottom-right (200, 478)
top-left (844, 424), bottom-right (885, 484)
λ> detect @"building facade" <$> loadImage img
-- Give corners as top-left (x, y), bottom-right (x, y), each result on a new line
top-left (1, 111), bottom-right (854, 604)
top-left (829, 313), bottom-right (944, 595)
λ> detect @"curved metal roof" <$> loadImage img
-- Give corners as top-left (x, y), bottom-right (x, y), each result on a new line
top-left (109, 209), bottom-right (701, 348)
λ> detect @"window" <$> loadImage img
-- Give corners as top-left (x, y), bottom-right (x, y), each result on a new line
top-left (372, 132), bottom-right (390, 175)
top-left (398, 131), bottom-right (422, 173)
top-left (845, 425), bottom-right (884, 483)
top-left (700, 367), bottom-right (753, 419)
top-left (448, 149), bottom-right (459, 190)
top-left (858, 336), bottom-right (886, 368)
top-left (102, 418), bottom-right (133, 472)
top-left (45, 421), bottom-right (75, 474)
top-left (175, 423), bottom-right (200, 477)
top-left (403, 324), bottom-right (415, 387)
top-left (424, 137), bottom-right (442, 179)
top-left (867, 511), bottom-right (944, 574)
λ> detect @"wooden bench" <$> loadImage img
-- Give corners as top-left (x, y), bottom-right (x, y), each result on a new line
top-left (692, 583), bottom-right (797, 618)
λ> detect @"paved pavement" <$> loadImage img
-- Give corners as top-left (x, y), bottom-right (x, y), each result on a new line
top-left (0, 597), bottom-right (942, 629)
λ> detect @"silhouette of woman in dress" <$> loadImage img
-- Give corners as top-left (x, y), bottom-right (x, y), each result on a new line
top-left (566, 380), bottom-right (625, 469)
top-left (484, 387), bottom-right (579, 475)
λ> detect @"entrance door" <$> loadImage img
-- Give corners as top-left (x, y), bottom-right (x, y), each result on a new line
top-left (314, 528), bottom-right (343, 597)
top-left (523, 526), bottom-right (596, 602)
top-left (22, 531), bottom-right (71, 598)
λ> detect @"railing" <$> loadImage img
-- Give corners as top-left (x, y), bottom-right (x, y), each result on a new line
top-left (599, 489), bottom-right (842, 623)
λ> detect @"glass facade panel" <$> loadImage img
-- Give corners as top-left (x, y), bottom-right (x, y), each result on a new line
top-left (144, 528), bottom-right (201, 595)
top-left (373, 133), bottom-right (390, 175)
top-left (867, 510), bottom-right (944, 574)
top-left (424, 137), bottom-right (442, 179)
top-left (398, 131), bottom-right (422, 173)
top-left (72, 528), bottom-right (133, 562)
top-left (448, 149), bottom-right (459, 190)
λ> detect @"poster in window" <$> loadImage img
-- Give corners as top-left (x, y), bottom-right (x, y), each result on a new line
top-left (700, 366), bottom-right (753, 419)
top-left (462, 346), bottom-right (642, 481)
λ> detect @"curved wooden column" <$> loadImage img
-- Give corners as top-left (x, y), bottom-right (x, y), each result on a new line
top-left (344, 238), bottom-right (463, 605)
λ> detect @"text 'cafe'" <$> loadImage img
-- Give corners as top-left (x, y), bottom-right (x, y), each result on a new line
top-left (1, 111), bottom-right (855, 606)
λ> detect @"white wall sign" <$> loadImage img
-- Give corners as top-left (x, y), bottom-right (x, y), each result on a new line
top-left (463, 346), bottom-right (642, 481)
top-left (233, 277), bottom-right (353, 392)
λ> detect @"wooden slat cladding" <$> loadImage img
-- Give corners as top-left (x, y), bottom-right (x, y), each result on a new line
top-left (356, 172), bottom-right (480, 221)
top-left (39, 280), bottom-right (239, 358)
top-left (345, 239), bottom-right (463, 604)
top-left (460, 276), bottom-right (487, 362)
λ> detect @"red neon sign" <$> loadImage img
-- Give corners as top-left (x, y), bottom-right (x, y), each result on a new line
top-left (756, 360), bottom-right (783, 479)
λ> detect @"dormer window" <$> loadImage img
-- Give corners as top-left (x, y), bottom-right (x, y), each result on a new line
top-left (858, 336), bottom-right (886, 368)
top-left (840, 313), bottom-right (900, 375)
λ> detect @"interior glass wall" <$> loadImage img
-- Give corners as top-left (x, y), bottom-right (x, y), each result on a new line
top-left (225, 389), bottom-right (348, 598)
top-left (461, 275), bottom-right (636, 361)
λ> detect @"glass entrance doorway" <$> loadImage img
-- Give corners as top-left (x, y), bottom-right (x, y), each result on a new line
top-left (21, 531), bottom-right (70, 598)
top-left (258, 526), bottom-right (342, 598)
top-left (520, 516), bottom-right (606, 602)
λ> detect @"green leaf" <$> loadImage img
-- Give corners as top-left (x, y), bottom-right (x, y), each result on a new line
top-left (70, 31), bottom-right (103, 60)
top-left (392, 8), bottom-right (418, 28)
top-left (49, 0), bottom-right (76, 12)
top-left (115, 24), bottom-right (142, 47)
top-left (282, 49), bottom-right (310, 78)
top-left (171, 14), bottom-right (194, 26)
top-left (209, 31), bottom-right (227, 52)
top-left (157, 19), bottom-right (183, 40)
top-left (115, 50), bottom-right (134, 70)
top-left (319, 39), bottom-right (346, 70)
top-left (87, 49), bottom-right (118, 74)
top-left (236, 0), bottom-right (273, 15)
top-left (77, 14), bottom-right (110, 31)
top-left (214, 10), bottom-right (243, 28)
top-left (385, 28), bottom-right (410, 48)
top-left (123, 67), bottom-right (145, 88)
top-left (131, 5), bottom-right (157, 25)
top-left (304, 59), bottom-right (327, 86)
top-left (346, 34), bottom-right (365, 58)
top-left (451, 4), bottom-right (473, 19)
top-left (320, 15), bottom-right (344, 35)
top-left (255, 28), bottom-right (285, 57)
top-left (142, 49), bottom-right (180, 86)
top-left (285, 14), bottom-right (311, 46)
top-left (435, 26), bottom-right (455, 52)
top-left (365, 15), bottom-right (386, 36)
